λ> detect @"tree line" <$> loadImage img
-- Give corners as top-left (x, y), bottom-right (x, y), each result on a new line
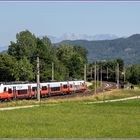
top-left (0, 30), bottom-right (140, 85)
top-left (0, 30), bottom-right (87, 82)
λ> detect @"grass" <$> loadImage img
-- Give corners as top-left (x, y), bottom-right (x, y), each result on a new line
top-left (0, 96), bottom-right (140, 137)
top-left (92, 89), bottom-right (140, 101)
top-left (0, 89), bottom-right (140, 108)
top-left (0, 89), bottom-right (140, 138)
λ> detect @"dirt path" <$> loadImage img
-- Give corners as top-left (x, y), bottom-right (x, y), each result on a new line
top-left (0, 105), bottom-right (39, 111)
top-left (87, 96), bottom-right (140, 104)
top-left (1, 95), bottom-right (140, 111)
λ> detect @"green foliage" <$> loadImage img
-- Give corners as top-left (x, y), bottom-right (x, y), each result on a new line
top-left (13, 57), bottom-right (34, 81)
top-left (73, 45), bottom-right (88, 63)
top-left (87, 58), bottom-right (124, 82)
top-left (59, 34), bottom-right (140, 64)
top-left (6, 30), bottom-right (88, 82)
top-left (8, 30), bottom-right (37, 60)
top-left (0, 54), bottom-right (16, 81)
top-left (68, 53), bottom-right (84, 79)
top-left (88, 85), bottom-right (94, 90)
top-left (56, 44), bottom-right (87, 80)
top-left (3, 31), bottom-right (140, 83)
top-left (56, 44), bottom-right (74, 66)
top-left (126, 64), bottom-right (140, 84)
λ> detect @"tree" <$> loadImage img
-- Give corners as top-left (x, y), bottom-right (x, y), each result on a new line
top-left (0, 54), bottom-right (16, 81)
top-left (7, 30), bottom-right (89, 82)
top-left (8, 31), bottom-right (57, 81)
top-left (94, 58), bottom-right (124, 82)
top-left (56, 44), bottom-right (74, 66)
top-left (13, 57), bottom-right (34, 81)
top-left (126, 64), bottom-right (140, 84)
top-left (68, 53), bottom-right (84, 79)
top-left (73, 45), bottom-right (88, 63)
top-left (8, 30), bottom-right (37, 60)
top-left (35, 37), bottom-right (58, 81)
top-left (56, 44), bottom-right (87, 80)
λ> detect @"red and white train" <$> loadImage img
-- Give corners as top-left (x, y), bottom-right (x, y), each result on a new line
top-left (0, 80), bottom-right (87, 101)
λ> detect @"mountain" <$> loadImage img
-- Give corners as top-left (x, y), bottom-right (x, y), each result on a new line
top-left (48, 33), bottom-right (119, 43)
top-left (57, 34), bottom-right (140, 64)
top-left (1, 34), bottom-right (140, 64)
top-left (92, 34), bottom-right (119, 40)
top-left (0, 46), bottom-right (8, 52)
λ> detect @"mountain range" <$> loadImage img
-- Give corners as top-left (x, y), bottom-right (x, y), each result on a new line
top-left (1, 33), bottom-right (140, 65)
top-left (48, 33), bottom-right (119, 43)
top-left (0, 45), bottom-right (8, 52)
top-left (0, 33), bottom-right (119, 51)
top-left (57, 34), bottom-right (140, 64)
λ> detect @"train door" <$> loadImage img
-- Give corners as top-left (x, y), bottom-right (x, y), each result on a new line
top-left (28, 85), bottom-right (31, 98)
top-left (13, 86), bottom-right (16, 99)
top-left (73, 82), bottom-right (75, 93)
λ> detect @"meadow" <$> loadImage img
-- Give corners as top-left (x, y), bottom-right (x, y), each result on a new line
top-left (0, 89), bottom-right (140, 138)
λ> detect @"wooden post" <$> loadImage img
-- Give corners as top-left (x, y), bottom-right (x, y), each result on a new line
top-left (84, 64), bottom-right (87, 82)
top-left (52, 62), bottom-right (54, 81)
top-left (37, 57), bottom-right (40, 102)
top-left (94, 60), bottom-right (96, 94)
top-left (116, 63), bottom-right (119, 89)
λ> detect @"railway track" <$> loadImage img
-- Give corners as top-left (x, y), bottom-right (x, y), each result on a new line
top-left (45, 81), bottom-right (117, 100)
top-left (0, 82), bottom-right (116, 103)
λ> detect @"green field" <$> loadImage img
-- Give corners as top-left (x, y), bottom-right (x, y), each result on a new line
top-left (0, 97), bottom-right (140, 138)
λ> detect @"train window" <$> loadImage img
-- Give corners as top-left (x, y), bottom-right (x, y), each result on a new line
top-left (51, 87), bottom-right (60, 91)
top-left (8, 88), bottom-right (12, 94)
top-left (18, 89), bottom-right (27, 95)
top-left (63, 85), bottom-right (68, 88)
top-left (4, 87), bottom-right (6, 92)
top-left (32, 87), bottom-right (37, 91)
top-left (42, 86), bottom-right (47, 90)
top-left (76, 85), bottom-right (80, 88)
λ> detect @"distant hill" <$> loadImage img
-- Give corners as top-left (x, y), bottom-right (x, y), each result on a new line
top-left (0, 50), bottom-right (7, 54)
top-left (57, 34), bottom-right (140, 64)
top-left (1, 34), bottom-right (140, 64)
top-left (48, 33), bottom-right (118, 43)
top-left (0, 46), bottom-right (8, 52)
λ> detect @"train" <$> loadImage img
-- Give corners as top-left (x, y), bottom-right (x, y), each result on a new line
top-left (0, 80), bottom-right (87, 101)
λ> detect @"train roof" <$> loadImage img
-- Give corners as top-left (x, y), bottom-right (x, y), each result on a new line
top-left (0, 80), bottom-right (85, 88)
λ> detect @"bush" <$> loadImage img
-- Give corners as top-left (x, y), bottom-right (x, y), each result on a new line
top-left (88, 85), bottom-right (94, 90)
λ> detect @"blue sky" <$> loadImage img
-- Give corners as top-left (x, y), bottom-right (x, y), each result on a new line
top-left (0, 1), bottom-right (140, 46)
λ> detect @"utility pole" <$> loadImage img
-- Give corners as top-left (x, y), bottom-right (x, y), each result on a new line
top-left (52, 62), bottom-right (54, 81)
top-left (84, 64), bottom-right (87, 82)
top-left (123, 66), bottom-right (125, 82)
top-left (107, 67), bottom-right (109, 81)
top-left (37, 56), bottom-right (40, 102)
top-left (94, 60), bottom-right (96, 94)
top-left (116, 63), bottom-right (119, 89)
top-left (100, 66), bottom-right (103, 87)
top-left (91, 67), bottom-right (92, 79)
top-left (97, 67), bottom-right (99, 84)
